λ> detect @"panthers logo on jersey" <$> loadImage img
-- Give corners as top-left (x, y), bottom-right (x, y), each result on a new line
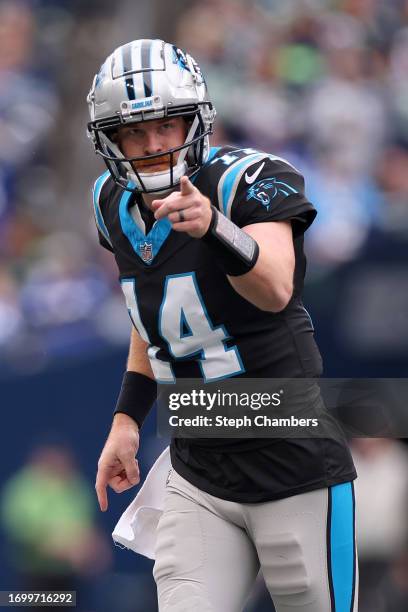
top-left (246, 178), bottom-right (298, 210)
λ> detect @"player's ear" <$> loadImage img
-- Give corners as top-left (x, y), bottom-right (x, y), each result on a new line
top-left (110, 129), bottom-right (125, 156)
top-left (110, 129), bottom-right (119, 143)
top-left (183, 117), bottom-right (192, 137)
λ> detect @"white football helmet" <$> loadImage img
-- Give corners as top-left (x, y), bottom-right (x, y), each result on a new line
top-left (87, 39), bottom-right (216, 193)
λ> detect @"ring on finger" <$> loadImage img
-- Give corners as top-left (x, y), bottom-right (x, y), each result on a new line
top-left (179, 210), bottom-right (186, 222)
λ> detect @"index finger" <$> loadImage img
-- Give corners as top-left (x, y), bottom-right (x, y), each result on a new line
top-left (151, 197), bottom-right (166, 211)
top-left (180, 176), bottom-right (195, 196)
top-left (95, 474), bottom-right (109, 512)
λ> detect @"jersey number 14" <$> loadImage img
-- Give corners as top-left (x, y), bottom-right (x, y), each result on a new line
top-left (121, 273), bottom-right (243, 382)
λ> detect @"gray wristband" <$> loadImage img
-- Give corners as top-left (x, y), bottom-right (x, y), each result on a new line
top-left (201, 206), bottom-right (260, 276)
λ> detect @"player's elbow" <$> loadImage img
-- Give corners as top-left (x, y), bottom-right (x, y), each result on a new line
top-left (274, 286), bottom-right (293, 312)
top-left (262, 281), bottom-right (293, 313)
top-left (228, 271), bottom-right (293, 312)
top-left (256, 252), bottom-right (295, 312)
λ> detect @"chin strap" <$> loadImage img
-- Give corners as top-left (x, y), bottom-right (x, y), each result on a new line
top-left (127, 160), bottom-right (188, 192)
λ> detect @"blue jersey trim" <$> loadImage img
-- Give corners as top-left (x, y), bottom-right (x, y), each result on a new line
top-left (330, 481), bottom-right (356, 611)
top-left (119, 186), bottom-right (172, 264)
top-left (93, 171), bottom-right (112, 246)
top-left (207, 146), bottom-right (221, 163)
top-left (220, 154), bottom-right (263, 216)
top-left (190, 147), bottom-right (221, 186)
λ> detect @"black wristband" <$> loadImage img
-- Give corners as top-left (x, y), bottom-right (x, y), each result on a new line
top-left (201, 206), bottom-right (260, 276)
top-left (114, 371), bottom-right (157, 429)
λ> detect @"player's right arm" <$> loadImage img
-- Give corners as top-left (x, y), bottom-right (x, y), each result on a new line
top-left (95, 328), bottom-right (155, 511)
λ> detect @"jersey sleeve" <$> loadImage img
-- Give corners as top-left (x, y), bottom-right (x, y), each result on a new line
top-left (96, 227), bottom-right (114, 252)
top-left (92, 171), bottom-right (114, 252)
top-left (218, 155), bottom-right (316, 237)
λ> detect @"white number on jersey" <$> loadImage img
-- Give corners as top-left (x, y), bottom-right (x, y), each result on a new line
top-left (121, 273), bottom-right (243, 383)
top-left (121, 278), bottom-right (175, 382)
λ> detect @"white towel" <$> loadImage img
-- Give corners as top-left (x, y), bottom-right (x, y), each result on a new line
top-left (112, 445), bottom-right (171, 560)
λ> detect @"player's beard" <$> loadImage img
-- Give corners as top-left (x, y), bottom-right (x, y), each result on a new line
top-left (135, 154), bottom-right (172, 173)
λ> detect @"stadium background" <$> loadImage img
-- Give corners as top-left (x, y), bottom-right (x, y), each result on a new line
top-left (0, 0), bottom-right (407, 610)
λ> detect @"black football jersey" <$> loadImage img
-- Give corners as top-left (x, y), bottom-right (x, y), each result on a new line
top-left (93, 146), bottom-right (356, 502)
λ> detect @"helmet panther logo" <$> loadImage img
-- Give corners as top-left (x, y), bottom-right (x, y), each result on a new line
top-left (246, 178), bottom-right (298, 210)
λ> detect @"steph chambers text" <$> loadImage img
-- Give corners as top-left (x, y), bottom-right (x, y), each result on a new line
top-left (169, 415), bottom-right (319, 430)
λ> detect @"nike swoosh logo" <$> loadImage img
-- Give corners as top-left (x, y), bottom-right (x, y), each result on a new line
top-left (245, 161), bottom-right (265, 184)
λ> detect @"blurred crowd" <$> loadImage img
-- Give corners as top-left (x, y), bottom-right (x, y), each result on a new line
top-left (1, 2), bottom-right (408, 609)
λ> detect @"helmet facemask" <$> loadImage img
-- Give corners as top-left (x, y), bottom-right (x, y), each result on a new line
top-left (88, 106), bottom-right (213, 194)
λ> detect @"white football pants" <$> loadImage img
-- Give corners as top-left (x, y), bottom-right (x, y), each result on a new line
top-left (153, 469), bottom-right (358, 612)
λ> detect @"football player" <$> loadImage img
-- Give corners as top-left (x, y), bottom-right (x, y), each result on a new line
top-left (88, 39), bottom-right (358, 611)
